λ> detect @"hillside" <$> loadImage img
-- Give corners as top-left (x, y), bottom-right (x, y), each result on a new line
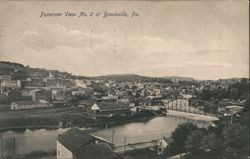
top-left (0, 61), bottom-right (192, 82)
top-left (0, 61), bottom-right (87, 80)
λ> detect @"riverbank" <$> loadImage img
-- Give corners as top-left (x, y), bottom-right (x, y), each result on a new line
top-left (0, 115), bottom-right (210, 157)
top-left (0, 108), bottom-right (162, 131)
top-left (167, 110), bottom-right (219, 122)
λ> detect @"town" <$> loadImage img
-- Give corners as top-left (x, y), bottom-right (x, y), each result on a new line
top-left (0, 61), bottom-right (249, 159)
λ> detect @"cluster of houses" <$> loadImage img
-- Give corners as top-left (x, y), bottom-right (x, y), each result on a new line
top-left (0, 73), bottom-right (191, 113)
top-left (1, 73), bottom-right (248, 117)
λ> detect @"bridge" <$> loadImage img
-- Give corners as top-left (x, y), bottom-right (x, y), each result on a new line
top-left (164, 98), bottom-right (205, 115)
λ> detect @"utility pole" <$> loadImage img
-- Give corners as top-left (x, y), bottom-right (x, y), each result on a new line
top-left (189, 101), bottom-right (191, 113)
top-left (13, 137), bottom-right (15, 157)
top-left (175, 100), bottom-right (177, 111)
top-left (179, 99), bottom-right (181, 111)
top-left (171, 100), bottom-right (173, 110)
top-left (0, 133), bottom-right (3, 158)
top-left (124, 137), bottom-right (127, 152)
top-left (105, 123), bottom-right (108, 139)
top-left (185, 100), bottom-right (187, 112)
top-left (111, 129), bottom-right (115, 145)
top-left (230, 114), bottom-right (233, 125)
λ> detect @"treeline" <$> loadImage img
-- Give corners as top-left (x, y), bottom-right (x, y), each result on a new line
top-left (199, 81), bottom-right (249, 100)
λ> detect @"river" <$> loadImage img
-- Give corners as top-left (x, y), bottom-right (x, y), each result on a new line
top-left (0, 115), bottom-right (210, 156)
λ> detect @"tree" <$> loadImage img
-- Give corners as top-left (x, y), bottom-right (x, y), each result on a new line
top-left (184, 98), bottom-right (249, 159)
top-left (167, 123), bottom-right (198, 155)
top-left (221, 119), bottom-right (249, 158)
top-left (184, 130), bottom-right (223, 159)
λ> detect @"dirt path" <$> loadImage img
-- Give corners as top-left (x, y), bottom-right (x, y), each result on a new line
top-left (167, 110), bottom-right (219, 122)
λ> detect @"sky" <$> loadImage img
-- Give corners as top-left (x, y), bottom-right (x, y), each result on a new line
top-left (0, 0), bottom-right (249, 80)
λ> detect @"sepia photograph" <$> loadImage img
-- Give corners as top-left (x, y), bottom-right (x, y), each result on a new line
top-left (0, 0), bottom-right (249, 159)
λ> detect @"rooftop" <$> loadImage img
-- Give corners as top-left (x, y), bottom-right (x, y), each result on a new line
top-left (12, 100), bottom-right (49, 105)
top-left (96, 102), bottom-right (130, 109)
top-left (58, 127), bottom-right (111, 152)
top-left (58, 127), bottom-right (95, 152)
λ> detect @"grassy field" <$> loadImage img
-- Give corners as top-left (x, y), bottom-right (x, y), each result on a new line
top-left (0, 107), bottom-right (157, 130)
top-left (0, 107), bottom-right (96, 130)
top-left (0, 104), bottom-right (10, 111)
top-left (0, 107), bottom-right (82, 119)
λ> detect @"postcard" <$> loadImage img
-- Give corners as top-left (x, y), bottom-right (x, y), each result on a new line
top-left (0, 0), bottom-right (249, 159)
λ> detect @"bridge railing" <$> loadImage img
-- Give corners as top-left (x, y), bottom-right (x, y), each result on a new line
top-left (164, 99), bottom-right (206, 115)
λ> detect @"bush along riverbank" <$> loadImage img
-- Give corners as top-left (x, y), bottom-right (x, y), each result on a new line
top-left (0, 110), bottom-right (165, 132)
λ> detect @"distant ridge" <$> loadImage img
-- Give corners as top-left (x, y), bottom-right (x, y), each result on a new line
top-left (162, 76), bottom-right (194, 81)
top-left (90, 74), bottom-right (172, 83)
top-left (0, 61), bottom-right (193, 82)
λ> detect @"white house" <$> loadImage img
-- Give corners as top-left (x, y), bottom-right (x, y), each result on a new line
top-left (91, 103), bottom-right (100, 113)
top-left (157, 138), bottom-right (168, 156)
top-left (57, 140), bottom-right (73, 159)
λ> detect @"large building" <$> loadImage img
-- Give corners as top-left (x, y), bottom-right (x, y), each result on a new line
top-left (0, 80), bottom-right (17, 89)
top-left (90, 101), bottom-right (130, 115)
top-left (57, 127), bottom-right (120, 159)
top-left (10, 100), bottom-right (52, 110)
top-left (0, 75), bottom-right (12, 81)
top-left (46, 78), bottom-right (74, 88)
top-left (74, 79), bottom-right (87, 88)
top-left (30, 89), bottom-right (52, 101)
top-left (20, 78), bottom-right (45, 88)
top-left (0, 75), bottom-right (16, 89)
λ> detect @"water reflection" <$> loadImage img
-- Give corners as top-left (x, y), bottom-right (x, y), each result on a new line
top-left (0, 116), bottom-right (209, 156)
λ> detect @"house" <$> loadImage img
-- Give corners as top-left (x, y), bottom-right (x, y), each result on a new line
top-left (0, 80), bottom-right (17, 89)
top-left (218, 105), bottom-right (244, 116)
top-left (78, 99), bottom-right (96, 110)
top-left (157, 137), bottom-right (168, 156)
top-left (90, 102), bottom-right (130, 115)
top-left (91, 103), bottom-right (100, 113)
top-left (57, 127), bottom-right (119, 159)
top-left (101, 96), bottom-right (118, 102)
top-left (180, 93), bottom-right (193, 99)
top-left (225, 105), bottom-right (244, 114)
top-left (74, 79), bottom-right (87, 88)
top-left (10, 100), bottom-right (51, 110)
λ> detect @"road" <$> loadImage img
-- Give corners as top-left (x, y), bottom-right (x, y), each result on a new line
top-left (114, 140), bottom-right (158, 153)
